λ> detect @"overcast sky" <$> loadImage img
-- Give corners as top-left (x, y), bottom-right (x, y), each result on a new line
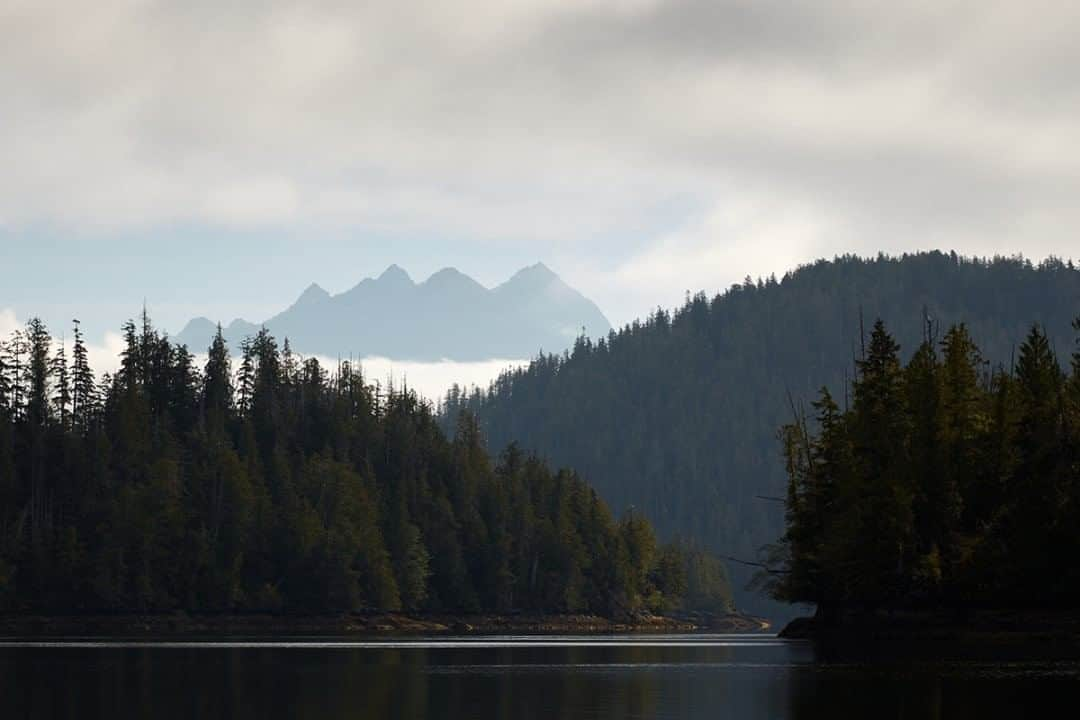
top-left (3, 0), bottom-right (1079, 344)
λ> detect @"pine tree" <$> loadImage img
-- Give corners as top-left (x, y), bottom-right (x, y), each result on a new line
top-left (939, 324), bottom-right (986, 533)
top-left (996, 325), bottom-right (1067, 598)
top-left (236, 338), bottom-right (255, 417)
top-left (1013, 325), bottom-right (1064, 502)
top-left (52, 339), bottom-right (71, 429)
top-left (849, 320), bottom-right (912, 608)
top-left (139, 305), bottom-right (155, 387)
top-left (904, 336), bottom-right (952, 596)
top-left (70, 319), bottom-right (96, 429)
top-left (169, 344), bottom-right (200, 434)
top-left (0, 338), bottom-right (10, 417)
top-left (23, 318), bottom-right (53, 429)
top-left (281, 338), bottom-right (298, 386)
top-left (6, 330), bottom-right (26, 421)
top-left (118, 319), bottom-right (139, 393)
top-left (203, 324), bottom-right (233, 432)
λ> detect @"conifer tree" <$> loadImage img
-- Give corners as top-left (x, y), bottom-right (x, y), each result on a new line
top-left (850, 320), bottom-right (912, 607)
top-left (52, 339), bottom-right (71, 429)
top-left (70, 319), bottom-right (96, 429)
top-left (0, 339), bottom-right (10, 417)
top-left (904, 336), bottom-right (953, 595)
top-left (1013, 325), bottom-right (1064, 502)
top-left (939, 324), bottom-right (985, 533)
top-left (118, 319), bottom-right (139, 393)
top-left (6, 330), bottom-right (26, 421)
top-left (236, 338), bottom-right (255, 417)
top-left (23, 318), bottom-right (53, 429)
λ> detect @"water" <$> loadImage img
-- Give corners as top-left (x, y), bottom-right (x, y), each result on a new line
top-left (3, 634), bottom-right (1077, 718)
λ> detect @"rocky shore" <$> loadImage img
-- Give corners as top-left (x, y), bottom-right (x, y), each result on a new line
top-left (0, 611), bottom-right (769, 638)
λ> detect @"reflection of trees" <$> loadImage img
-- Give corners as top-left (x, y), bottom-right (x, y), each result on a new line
top-left (9, 643), bottom-right (1070, 720)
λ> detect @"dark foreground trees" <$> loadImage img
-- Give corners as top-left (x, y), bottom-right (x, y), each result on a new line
top-left (0, 315), bottom-right (727, 616)
top-left (770, 317), bottom-right (1080, 615)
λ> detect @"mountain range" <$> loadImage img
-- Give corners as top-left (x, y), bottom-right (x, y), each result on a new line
top-left (176, 263), bottom-right (611, 361)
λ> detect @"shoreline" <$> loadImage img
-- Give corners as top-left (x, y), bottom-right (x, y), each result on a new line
top-left (0, 611), bottom-right (771, 638)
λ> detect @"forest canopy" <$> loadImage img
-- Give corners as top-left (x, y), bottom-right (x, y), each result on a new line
top-left (0, 315), bottom-right (730, 617)
top-left (768, 317), bottom-right (1080, 614)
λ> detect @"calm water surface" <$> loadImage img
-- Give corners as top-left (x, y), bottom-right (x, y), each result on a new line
top-left (3, 634), bottom-right (1077, 719)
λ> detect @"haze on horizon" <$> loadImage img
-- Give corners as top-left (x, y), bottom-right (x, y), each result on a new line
top-left (3, 1), bottom-right (1079, 353)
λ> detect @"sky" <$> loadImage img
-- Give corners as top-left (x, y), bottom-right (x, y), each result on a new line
top-left (3, 0), bottom-right (1080, 396)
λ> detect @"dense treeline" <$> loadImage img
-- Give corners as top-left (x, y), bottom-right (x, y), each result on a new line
top-left (0, 314), bottom-right (728, 616)
top-left (441, 252), bottom-right (1080, 615)
top-left (769, 317), bottom-right (1080, 614)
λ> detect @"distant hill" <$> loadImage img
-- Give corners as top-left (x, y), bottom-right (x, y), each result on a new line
top-left (441, 252), bottom-right (1080, 618)
top-left (176, 263), bottom-right (611, 361)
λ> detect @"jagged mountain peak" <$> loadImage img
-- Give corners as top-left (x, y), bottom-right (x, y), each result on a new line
top-left (175, 263), bottom-right (611, 361)
top-left (495, 261), bottom-right (567, 295)
top-left (421, 267), bottom-right (486, 293)
top-left (425, 266), bottom-right (466, 281)
top-left (508, 261), bottom-right (557, 282)
top-left (296, 282), bottom-right (331, 304)
top-left (378, 264), bottom-right (414, 285)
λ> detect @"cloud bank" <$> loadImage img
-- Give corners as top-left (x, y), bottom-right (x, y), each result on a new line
top-left (4, 1), bottom-right (1079, 323)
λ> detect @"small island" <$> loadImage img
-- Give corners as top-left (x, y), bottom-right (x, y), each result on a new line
top-left (767, 317), bottom-right (1080, 658)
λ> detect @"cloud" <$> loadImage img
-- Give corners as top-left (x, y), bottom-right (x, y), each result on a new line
top-left (335, 356), bottom-right (527, 402)
top-left (82, 332), bottom-right (129, 379)
top-left (3, 1), bottom-right (1080, 325)
top-left (0, 309), bottom-right (19, 339)
top-left (203, 176), bottom-right (300, 227)
top-left (604, 190), bottom-right (837, 314)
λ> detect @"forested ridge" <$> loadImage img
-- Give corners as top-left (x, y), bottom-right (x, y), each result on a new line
top-left (440, 252), bottom-right (1080, 614)
top-left (770, 317), bottom-right (1080, 614)
top-left (0, 315), bottom-right (730, 616)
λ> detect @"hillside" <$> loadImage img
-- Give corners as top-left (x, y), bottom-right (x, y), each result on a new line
top-left (176, 263), bottom-right (611, 362)
top-left (441, 252), bottom-right (1080, 617)
top-left (0, 318), bottom-right (730, 617)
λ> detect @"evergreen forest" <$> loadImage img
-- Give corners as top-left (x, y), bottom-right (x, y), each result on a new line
top-left (0, 315), bottom-right (729, 616)
top-left (441, 253), bottom-right (1080, 614)
top-left (770, 317), bottom-right (1080, 614)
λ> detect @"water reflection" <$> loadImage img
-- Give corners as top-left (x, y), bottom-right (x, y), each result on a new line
top-left (2, 636), bottom-right (1076, 719)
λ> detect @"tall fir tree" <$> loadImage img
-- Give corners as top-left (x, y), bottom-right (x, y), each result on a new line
top-left (850, 320), bottom-right (912, 608)
top-left (70, 319), bottom-right (97, 429)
